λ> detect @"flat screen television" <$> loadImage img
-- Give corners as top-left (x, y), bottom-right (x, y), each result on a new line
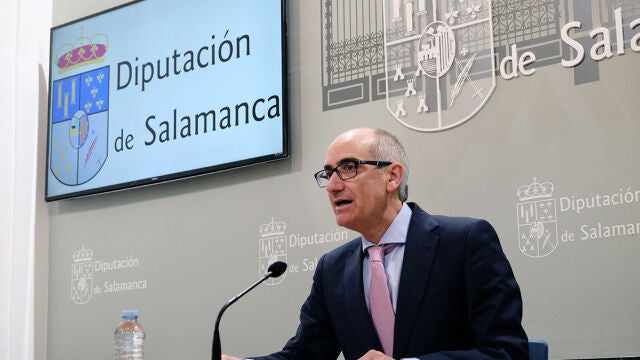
top-left (46, 0), bottom-right (288, 201)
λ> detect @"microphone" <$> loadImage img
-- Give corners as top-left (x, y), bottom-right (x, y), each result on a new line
top-left (212, 261), bottom-right (287, 360)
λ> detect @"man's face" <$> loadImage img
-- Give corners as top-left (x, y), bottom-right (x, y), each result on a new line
top-left (323, 130), bottom-right (390, 234)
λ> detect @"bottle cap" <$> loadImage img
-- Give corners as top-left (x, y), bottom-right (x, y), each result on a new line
top-left (121, 309), bottom-right (139, 319)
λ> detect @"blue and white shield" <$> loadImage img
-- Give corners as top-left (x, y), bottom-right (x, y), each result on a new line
top-left (383, 0), bottom-right (495, 131)
top-left (50, 66), bottom-right (109, 185)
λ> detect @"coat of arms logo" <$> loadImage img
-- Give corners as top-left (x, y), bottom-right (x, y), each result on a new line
top-left (516, 179), bottom-right (559, 258)
top-left (259, 218), bottom-right (288, 285)
top-left (50, 67), bottom-right (109, 185)
top-left (383, 0), bottom-right (495, 131)
top-left (50, 30), bottom-right (109, 186)
top-left (71, 247), bottom-right (94, 304)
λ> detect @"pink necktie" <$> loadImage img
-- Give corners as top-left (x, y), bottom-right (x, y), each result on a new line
top-left (368, 244), bottom-right (394, 356)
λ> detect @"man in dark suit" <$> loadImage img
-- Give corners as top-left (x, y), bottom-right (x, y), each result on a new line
top-left (224, 128), bottom-right (528, 360)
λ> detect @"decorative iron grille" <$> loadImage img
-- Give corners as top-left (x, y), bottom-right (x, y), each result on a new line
top-left (321, 0), bottom-right (615, 112)
top-left (492, 0), bottom-right (561, 46)
top-left (322, 0), bottom-right (385, 86)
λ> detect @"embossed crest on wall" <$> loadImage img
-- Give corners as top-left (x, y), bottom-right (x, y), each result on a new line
top-left (320, 0), bottom-right (640, 130)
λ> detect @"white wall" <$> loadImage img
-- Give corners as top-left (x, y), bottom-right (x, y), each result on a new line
top-left (0, 0), bottom-right (51, 359)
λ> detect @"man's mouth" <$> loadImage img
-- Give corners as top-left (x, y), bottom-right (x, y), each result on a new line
top-left (335, 200), bottom-right (352, 207)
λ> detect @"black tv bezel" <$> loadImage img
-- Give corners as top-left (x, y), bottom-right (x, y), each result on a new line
top-left (45, 0), bottom-right (289, 202)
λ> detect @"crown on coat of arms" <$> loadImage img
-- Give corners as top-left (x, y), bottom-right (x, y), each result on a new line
top-left (517, 178), bottom-right (554, 201)
top-left (55, 27), bottom-right (108, 74)
top-left (72, 246), bottom-right (94, 262)
top-left (260, 218), bottom-right (286, 237)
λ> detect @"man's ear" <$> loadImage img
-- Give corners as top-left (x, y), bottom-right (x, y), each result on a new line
top-left (386, 163), bottom-right (403, 193)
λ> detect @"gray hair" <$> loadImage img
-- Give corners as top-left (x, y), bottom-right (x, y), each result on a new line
top-left (370, 129), bottom-right (409, 202)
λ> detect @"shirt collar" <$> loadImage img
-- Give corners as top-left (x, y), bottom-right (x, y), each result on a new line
top-left (361, 202), bottom-right (412, 252)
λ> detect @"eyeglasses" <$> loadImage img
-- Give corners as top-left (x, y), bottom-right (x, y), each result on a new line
top-left (314, 159), bottom-right (392, 188)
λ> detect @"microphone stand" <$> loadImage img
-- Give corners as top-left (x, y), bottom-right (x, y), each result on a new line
top-left (211, 271), bottom-right (274, 360)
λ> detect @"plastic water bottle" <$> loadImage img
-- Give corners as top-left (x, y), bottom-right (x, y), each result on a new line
top-left (114, 309), bottom-right (145, 360)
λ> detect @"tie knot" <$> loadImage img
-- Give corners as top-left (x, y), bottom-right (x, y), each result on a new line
top-left (367, 244), bottom-right (392, 263)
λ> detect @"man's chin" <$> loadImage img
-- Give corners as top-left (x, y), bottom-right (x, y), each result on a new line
top-left (333, 215), bottom-right (349, 228)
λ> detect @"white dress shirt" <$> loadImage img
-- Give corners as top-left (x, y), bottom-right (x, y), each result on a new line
top-left (361, 203), bottom-right (412, 312)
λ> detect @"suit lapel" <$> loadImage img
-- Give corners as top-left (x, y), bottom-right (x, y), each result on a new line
top-left (393, 205), bottom-right (439, 357)
top-left (343, 239), bottom-right (381, 351)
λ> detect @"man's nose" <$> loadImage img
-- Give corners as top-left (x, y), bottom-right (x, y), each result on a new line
top-left (325, 171), bottom-right (343, 191)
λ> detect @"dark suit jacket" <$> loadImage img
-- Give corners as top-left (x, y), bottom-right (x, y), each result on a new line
top-left (254, 203), bottom-right (528, 360)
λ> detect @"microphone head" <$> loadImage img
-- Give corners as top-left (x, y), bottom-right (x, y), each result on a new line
top-left (267, 261), bottom-right (287, 278)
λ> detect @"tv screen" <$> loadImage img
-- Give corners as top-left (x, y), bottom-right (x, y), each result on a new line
top-left (46, 0), bottom-right (288, 201)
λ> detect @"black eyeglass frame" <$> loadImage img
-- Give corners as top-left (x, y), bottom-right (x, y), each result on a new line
top-left (313, 159), bottom-right (392, 188)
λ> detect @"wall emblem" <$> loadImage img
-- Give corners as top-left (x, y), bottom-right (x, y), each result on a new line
top-left (50, 30), bottom-right (110, 186)
top-left (71, 246), bottom-right (94, 304)
top-left (516, 179), bottom-right (558, 258)
top-left (259, 218), bottom-right (288, 285)
top-left (383, 0), bottom-right (495, 131)
top-left (50, 66), bottom-right (109, 186)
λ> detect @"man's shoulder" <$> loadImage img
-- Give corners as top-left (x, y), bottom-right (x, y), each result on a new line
top-left (313, 236), bottom-right (361, 276)
top-left (429, 213), bottom-right (487, 226)
top-left (407, 202), bottom-right (493, 232)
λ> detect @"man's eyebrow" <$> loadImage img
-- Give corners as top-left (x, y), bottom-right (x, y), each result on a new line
top-left (324, 158), bottom-right (357, 171)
